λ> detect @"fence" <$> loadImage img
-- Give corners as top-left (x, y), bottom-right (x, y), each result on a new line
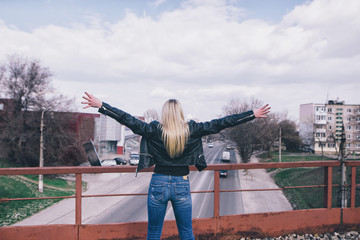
top-left (0, 161), bottom-right (359, 239)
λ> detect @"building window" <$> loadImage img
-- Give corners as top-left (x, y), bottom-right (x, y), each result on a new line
top-left (315, 115), bottom-right (326, 120)
top-left (328, 143), bottom-right (335, 148)
top-left (347, 126), bottom-right (351, 130)
top-left (347, 117), bottom-right (351, 121)
top-left (336, 113), bottom-right (343, 115)
top-left (328, 108), bottom-right (332, 113)
top-left (336, 108), bottom-right (343, 111)
top-left (346, 143), bottom-right (351, 148)
top-left (328, 116), bottom-right (332, 120)
top-left (356, 144), bottom-right (360, 148)
top-left (0, 103), bottom-right (3, 111)
top-left (346, 134), bottom-right (351, 139)
top-left (356, 126), bottom-right (360, 131)
top-left (329, 125), bottom-right (332, 130)
top-left (356, 117), bottom-right (360, 122)
top-left (347, 109), bottom-right (352, 112)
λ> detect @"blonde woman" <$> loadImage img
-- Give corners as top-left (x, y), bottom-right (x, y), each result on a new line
top-left (82, 92), bottom-right (270, 240)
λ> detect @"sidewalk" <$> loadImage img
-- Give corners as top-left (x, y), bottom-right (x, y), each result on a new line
top-left (236, 153), bottom-right (293, 214)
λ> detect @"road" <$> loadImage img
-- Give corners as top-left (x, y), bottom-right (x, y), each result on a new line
top-left (15, 141), bottom-right (292, 226)
top-left (87, 141), bottom-right (242, 224)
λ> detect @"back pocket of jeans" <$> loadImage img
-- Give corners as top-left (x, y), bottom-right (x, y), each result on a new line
top-left (150, 183), bottom-right (164, 201)
top-left (175, 184), bottom-right (189, 201)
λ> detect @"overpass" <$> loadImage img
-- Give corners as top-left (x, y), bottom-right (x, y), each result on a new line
top-left (0, 161), bottom-right (359, 239)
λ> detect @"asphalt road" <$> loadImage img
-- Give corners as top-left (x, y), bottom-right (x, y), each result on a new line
top-left (87, 141), bottom-right (243, 224)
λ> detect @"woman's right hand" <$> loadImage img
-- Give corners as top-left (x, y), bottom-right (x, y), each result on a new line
top-left (81, 92), bottom-right (102, 109)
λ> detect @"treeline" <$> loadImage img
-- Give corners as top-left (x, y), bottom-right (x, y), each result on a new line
top-left (0, 55), bottom-right (86, 167)
top-left (221, 98), bottom-right (301, 163)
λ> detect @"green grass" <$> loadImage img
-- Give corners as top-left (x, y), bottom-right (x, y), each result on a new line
top-left (0, 158), bottom-right (83, 227)
top-left (258, 151), bottom-right (360, 209)
top-left (257, 151), bottom-right (336, 163)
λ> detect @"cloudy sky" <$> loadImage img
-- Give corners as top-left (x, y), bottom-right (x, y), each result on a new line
top-left (0, 0), bottom-right (359, 122)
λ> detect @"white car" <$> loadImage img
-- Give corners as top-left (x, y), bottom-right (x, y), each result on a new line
top-left (129, 156), bottom-right (140, 165)
top-left (208, 143), bottom-right (214, 148)
top-left (100, 159), bottom-right (117, 166)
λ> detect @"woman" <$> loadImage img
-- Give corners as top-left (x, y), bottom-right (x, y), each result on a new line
top-left (82, 92), bottom-right (270, 240)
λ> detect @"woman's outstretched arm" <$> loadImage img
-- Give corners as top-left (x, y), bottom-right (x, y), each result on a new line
top-left (81, 92), bottom-right (157, 137)
top-left (253, 104), bottom-right (271, 118)
top-left (81, 92), bottom-right (102, 109)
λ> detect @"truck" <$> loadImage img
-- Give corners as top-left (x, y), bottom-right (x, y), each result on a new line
top-left (221, 151), bottom-right (230, 162)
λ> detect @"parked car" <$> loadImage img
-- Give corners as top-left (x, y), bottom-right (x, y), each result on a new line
top-left (208, 143), bottom-right (214, 148)
top-left (220, 170), bottom-right (228, 178)
top-left (129, 156), bottom-right (140, 166)
top-left (113, 157), bottom-right (127, 165)
top-left (100, 159), bottom-right (117, 166)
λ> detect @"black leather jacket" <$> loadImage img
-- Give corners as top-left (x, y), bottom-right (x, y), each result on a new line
top-left (98, 102), bottom-right (255, 174)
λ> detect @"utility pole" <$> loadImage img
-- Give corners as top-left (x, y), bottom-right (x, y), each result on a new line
top-left (279, 127), bottom-right (282, 163)
top-left (339, 123), bottom-right (347, 208)
top-left (39, 110), bottom-right (45, 193)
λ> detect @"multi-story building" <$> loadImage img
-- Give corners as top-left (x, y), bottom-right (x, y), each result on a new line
top-left (299, 100), bottom-right (360, 154)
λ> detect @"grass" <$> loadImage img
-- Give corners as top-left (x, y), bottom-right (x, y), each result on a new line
top-left (0, 158), bottom-right (84, 227)
top-left (258, 151), bottom-right (360, 209)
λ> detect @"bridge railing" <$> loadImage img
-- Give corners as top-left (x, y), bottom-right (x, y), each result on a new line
top-left (0, 161), bottom-right (359, 240)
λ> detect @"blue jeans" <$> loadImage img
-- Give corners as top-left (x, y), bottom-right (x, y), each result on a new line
top-left (147, 173), bottom-right (195, 240)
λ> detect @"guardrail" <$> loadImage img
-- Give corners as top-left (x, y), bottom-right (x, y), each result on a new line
top-left (0, 161), bottom-right (359, 240)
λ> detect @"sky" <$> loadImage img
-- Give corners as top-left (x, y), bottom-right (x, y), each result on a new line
top-left (0, 0), bottom-right (359, 122)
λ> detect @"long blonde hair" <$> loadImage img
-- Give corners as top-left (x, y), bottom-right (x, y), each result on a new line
top-left (160, 99), bottom-right (189, 158)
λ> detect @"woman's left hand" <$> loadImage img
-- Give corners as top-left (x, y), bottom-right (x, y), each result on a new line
top-left (253, 104), bottom-right (271, 118)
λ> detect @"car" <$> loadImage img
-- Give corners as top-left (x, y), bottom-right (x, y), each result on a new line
top-left (129, 156), bottom-right (140, 165)
top-left (100, 159), bottom-right (117, 166)
top-left (219, 170), bottom-right (228, 178)
top-left (113, 157), bottom-right (127, 165)
top-left (208, 143), bottom-right (214, 148)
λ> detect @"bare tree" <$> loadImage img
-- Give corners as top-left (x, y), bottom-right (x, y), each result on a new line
top-left (144, 109), bottom-right (160, 123)
top-left (222, 98), bottom-right (278, 163)
top-left (0, 55), bottom-right (81, 166)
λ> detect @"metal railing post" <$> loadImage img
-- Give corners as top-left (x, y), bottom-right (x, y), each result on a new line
top-left (214, 170), bottom-right (220, 237)
top-left (351, 167), bottom-right (356, 209)
top-left (75, 173), bottom-right (82, 240)
top-left (324, 167), bottom-right (333, 209)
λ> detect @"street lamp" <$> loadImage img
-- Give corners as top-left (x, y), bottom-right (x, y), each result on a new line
top-left (39, 110), bottom-right (45, 193)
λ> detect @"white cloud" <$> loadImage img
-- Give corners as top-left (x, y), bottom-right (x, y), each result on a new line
top-left (150, 0), bottom-right (167, 8)
top-left (0, 0), bottom-right (359, 121)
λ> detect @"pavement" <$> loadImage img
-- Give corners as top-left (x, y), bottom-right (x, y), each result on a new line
top-left (14, 150), bottom-right (292, 226)
top-left (235, 153), bottom-right (292, 214)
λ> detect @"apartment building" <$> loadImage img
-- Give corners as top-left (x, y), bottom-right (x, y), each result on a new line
top-left (299, 100), bottom-right (360, 154)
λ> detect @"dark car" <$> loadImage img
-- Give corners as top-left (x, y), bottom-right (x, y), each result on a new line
top-left (114, 157), bottom-right (127, 165)
top-left (219, 170), bottom-right (228, 178)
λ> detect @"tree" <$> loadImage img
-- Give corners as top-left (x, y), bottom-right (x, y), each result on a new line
top-left (279, 119), bottom-right (302, 151)
top-left (0, 55), bottom-right (81, 166)
top-left (144, 109), bottom-right (160, 123)
top-left (222, 98), bottom-right (278, 163)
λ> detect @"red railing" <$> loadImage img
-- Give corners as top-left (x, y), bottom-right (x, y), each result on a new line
top-left (0, 161), bottom-right (359, 240)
